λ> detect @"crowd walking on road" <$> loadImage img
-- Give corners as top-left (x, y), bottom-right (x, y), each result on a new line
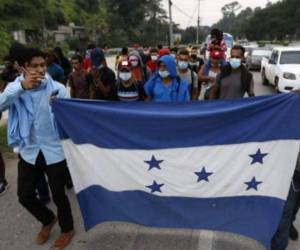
top-left (0, 28), bottom-right (299, 250)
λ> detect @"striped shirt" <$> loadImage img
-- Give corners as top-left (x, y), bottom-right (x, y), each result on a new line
top-left (117, 81), bottom-right (145, 102)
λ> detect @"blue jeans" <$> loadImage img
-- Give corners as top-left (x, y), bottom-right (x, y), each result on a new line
top-left (271, 171), bottom-right (300, 250)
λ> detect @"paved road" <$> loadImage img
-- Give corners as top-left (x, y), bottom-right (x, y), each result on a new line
top-left (0, 70), bottom-right (299, 250)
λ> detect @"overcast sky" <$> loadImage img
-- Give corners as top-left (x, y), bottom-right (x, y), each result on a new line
top-left (161, 0), bottom-right (280, 28)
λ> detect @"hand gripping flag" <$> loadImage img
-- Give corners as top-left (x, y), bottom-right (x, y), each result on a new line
top-left (52, 93), bottom-right (300, 248)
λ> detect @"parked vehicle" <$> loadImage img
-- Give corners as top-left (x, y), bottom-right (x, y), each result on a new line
top-left (246, 48), bottom-right (272, 70)
top-left (261, 47), bottom-right (300, 92)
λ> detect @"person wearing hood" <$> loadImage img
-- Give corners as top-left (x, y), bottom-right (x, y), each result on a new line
top-left (0, 47), bottom-right (74, 249)
top-left (90, 48), bottom-right (116, 100)
top-left (144, 55), bottom-right (190, 102)
top-left (128, 51), bottom-right (151, 85)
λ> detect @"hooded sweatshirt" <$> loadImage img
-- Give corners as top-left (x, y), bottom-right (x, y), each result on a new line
top-left (128, 50), bottom-right (151, 84)
top-left (144, 55), bottom-right (190, 102)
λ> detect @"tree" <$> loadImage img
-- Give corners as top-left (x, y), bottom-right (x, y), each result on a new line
top-left (221, 1), bottom-right (242, 18)
top-left (0, 26), bottom-right (12, 61)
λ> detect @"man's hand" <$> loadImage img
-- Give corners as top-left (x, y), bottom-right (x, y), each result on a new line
top-left (21, 68), bottom-right (44, 90)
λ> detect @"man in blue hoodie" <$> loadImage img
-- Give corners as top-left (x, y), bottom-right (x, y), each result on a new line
top-left (144, 55), bottom-right (190, 102)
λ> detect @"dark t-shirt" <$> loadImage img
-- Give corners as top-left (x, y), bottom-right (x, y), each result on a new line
top-left (90, 67), bottom-right (116, 100)
top-left (115, 80), bottom-right (145, 102)
top-left (216, 71), bottom-right (254, 100)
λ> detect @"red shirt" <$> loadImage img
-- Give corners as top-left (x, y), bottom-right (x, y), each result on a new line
top-left (147, 60), bottom-right (158, 73)
top-left (83, 58), bottom-right (91, 72)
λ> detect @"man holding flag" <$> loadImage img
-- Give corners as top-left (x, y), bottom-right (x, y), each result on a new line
top-left (0, 47), bottom-right (74, 250)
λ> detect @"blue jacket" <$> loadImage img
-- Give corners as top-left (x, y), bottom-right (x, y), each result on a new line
top-left (144, 55), bottom-right (190, 102)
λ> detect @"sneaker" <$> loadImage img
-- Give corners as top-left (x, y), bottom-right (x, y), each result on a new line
top-left (290, 223), bottom-right (299, 241)
top-left (0, 182), bottom-right (8, 196)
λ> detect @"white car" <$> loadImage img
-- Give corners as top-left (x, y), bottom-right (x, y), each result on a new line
top-left (261, 47), bottom-right (300, 93)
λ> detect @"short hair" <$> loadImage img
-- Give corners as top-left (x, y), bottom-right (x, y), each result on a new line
top-left (71, 55), bottom-right (83, 63)
top-left (191, 54), bottom-right (198, 60)
top-left (211, 28), bottom-right (223, 39)
top-left (44, 49), bottom-right (58, 60)
top-left (121, 47), bottom-right (128, 55)
top-left (157, 44), bottom-right (163, 50)
top-left (87, 44), bottom-right (96, 50)
top-left (54, 47), bottom-right (64, 58)
top-left (231, 45), bottom-right (245, 56)
top-left (178, 49), bottom-right (190, 56)
top-left (192, 46), bottom-right (198, 50)
top-left (10, 47), bottom-right (45, 66)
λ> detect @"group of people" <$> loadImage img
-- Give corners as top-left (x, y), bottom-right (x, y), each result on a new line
top-left (0, 27), bottom-right (299, 250)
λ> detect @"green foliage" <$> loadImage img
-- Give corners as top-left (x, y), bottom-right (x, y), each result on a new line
top-left (0, 27), bottom-right (12, 62)
top-left (214, 0), bottom-right (300, 41)
top-left (0, 125), bottom-right (13, 157)
top-left (243, 0), bottom-right (300, 41)
top-left (0, 0), bottom-right (169, 47)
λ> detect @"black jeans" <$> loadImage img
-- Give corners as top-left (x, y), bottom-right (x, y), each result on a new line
top-left (0, 152), bottom-right (6, 184)
top-left (17, 152), bottom-right (73, 232)
top-left (271, 171), bottom-right (300, 250)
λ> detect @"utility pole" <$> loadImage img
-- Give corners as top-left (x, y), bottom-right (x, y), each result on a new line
top-left (168, 0), bottom-right (174, 47)
top-left (196, 0), bottom-right (203, 45)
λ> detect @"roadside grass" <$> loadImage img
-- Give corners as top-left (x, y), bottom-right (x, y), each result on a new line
top-left (0, 125), bottom-right (14, 158)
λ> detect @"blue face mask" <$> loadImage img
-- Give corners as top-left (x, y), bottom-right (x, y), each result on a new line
top-left (229, 58), bottom-right (241, 69)
top-left (159, 70), bottom-right (170, 79)
top-left (178, 61), bottom-right (189, 70)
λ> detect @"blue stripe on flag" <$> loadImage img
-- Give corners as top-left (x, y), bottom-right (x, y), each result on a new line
top-left (52, 93), bottom-right (300, 149)
top-left (77, 185), bottom-right (283, 248)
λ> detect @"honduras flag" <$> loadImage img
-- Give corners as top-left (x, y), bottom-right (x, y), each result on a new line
top-left (52, 94), bottom-right (300, 248)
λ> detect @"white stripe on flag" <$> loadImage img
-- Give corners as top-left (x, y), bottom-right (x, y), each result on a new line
top-left (62, 139), bottom-right (299, 200)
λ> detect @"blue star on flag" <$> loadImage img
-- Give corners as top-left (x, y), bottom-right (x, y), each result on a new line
top-left (249, 149), bottom-right (268, 165)
top-left (195, 167), bottom-right (213, 183)
top-left (245, 177), bottom-right (263, 191)
top-left (146, 181), bottom-right (164, 193)
top-left (144, 155), bottom-right (164, 171)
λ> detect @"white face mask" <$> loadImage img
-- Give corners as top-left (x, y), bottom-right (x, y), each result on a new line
top-left (151, 55), bottom-right (158, 61)
top-left (229, 58), bottom-right (242, 69)
top-left (131, 61), bottom-right (139, 67)
top-left (119, 72), bottom-right (132, 81)
top-left (159, 70), bottom-right (170, 79)
top-left (178, 61), bottom-right (189, 70)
